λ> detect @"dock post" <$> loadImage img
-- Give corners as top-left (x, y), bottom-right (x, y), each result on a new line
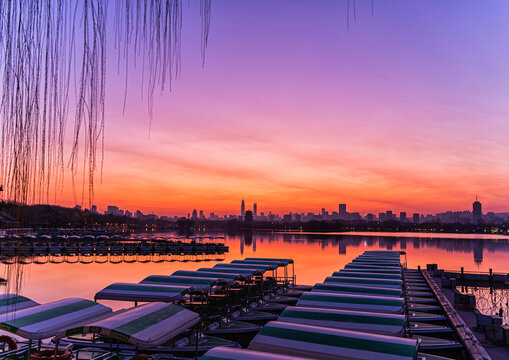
top-left (461, 267), bottom-right (465, 292)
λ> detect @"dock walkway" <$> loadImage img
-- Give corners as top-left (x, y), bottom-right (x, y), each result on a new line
top-left (427, 271), bottom-right (509, 360)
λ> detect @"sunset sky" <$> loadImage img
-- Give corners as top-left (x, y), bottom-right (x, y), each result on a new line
top-left (59, 0), bottom-right (509, 216)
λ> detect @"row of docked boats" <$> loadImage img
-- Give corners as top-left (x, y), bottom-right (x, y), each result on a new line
top-left (0, 253), bottom-right (464, 359)
top-left (199, 251), bottom-right (464, 359)
top-left (0, 257), bottom-right (299, 359)
top-left (0, 238), bottom-right (228, 257)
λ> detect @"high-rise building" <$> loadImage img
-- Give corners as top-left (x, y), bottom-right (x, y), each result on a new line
top-left (386, 211), bottom-right (393, 221)
top-left (199, 210), bottom-right (205, 220)
top-left (366, 213), bottom-right (374, 222)
top-left (379, 212), bottom-right (386, 222)
top-left (244, 210), bottom-right (253, 222)
top-left (413, 213), bottom-right (420, 224)
top-left (400, 212), bottom-right (407, 222)
top-left (472, 197), bottom-right (482, 223)
top-left (253, 203), bottom-right (258, 217)
top-left (339, 204), bottom-right (347, 218)
top-left (241, 199), bottom-right (245, 220)
top-left (91, 205), bottom-right (98, 214)
top-left (191, 209), bottom-right (198, 219)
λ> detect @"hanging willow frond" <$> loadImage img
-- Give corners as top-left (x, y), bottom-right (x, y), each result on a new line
top-left (0, 0), bottom-right (211, 208)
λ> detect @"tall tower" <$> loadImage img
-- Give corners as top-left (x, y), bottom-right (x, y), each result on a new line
top-left (253, 203), bottom-right (258, 217)
top-left (241, 198), bottom-right (245, 220)
top-left (472, 196), bottom-right (482, 223)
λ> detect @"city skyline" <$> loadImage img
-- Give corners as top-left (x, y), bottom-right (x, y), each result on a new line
top-left (87, 197), bottom-right (509, 224)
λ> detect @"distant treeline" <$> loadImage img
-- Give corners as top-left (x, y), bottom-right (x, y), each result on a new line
top-left (1, 202), bottom-right (508, 235)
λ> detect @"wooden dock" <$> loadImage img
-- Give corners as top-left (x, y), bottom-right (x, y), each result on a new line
top-left (421, 269), bottom-right (493, 360)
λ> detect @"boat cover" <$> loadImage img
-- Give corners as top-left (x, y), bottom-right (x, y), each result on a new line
top-left (244, 257), bottom-right (294, 265)
top-left (278, 306), bottom-right (406, 336)
top-left (197, 268), bottom-right (260, 276)
top-left (312, 283), bottom-right (402, 297)
top-left (200, 346), bottom-right (308, 360)
top-left (57, 303), bottom-right (199, 348)
top-left (141, 275), bottom-right (230, 287)
top-left (334, 271), bottom-right (402, 280)
top-left (95, 283), bottom-right (191, 302)
top-left (297, 292), bottom-right (404, 313)
top-left (341, 266), bottom-right (402, 274)
top-left (249, 321), bottom-right (418, 360)
top-left (0, 294), bottom-right (39, 315)
top-left (213, 263), bottom-right (274, 271)
top-left (175, 270), bottom-right (247, 280)
top-left (324, 276), bottom-right (402, 288)
top-left (0, 298), bottom-right (111, 340)
top-left (231, 260), bottom-right (286, 268)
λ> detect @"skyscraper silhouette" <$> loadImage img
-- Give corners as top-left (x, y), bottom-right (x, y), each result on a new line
top-left (472, 196), bottom-right (482, 223)
top-left (241, 198), bottom-right (245, 220)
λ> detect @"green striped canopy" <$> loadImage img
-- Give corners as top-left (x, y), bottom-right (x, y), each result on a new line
top-left (57, 303), bottom-right (199, 348)
top-left (278, 306), bottom-right (406, 336)
top-left (200, 347), bottom-right (308, 360)
top-left (244, 258), bottom-right (294, 265)
top-left (141, 275), bottom-right (229, 287)
top-left (0, 298), bottom-right (112, 340)
top-left (0, 294), bottom-right (39, 315)
top-left (334, 271), bottom-right (402, 280)
top-left (249, 321), bottom-right (417, 360)
top-left (312, 283), bottom-right (402, 297)
top-left (297, 292), bottom-right (404, 313)
top-left (343, 266), bottom-right (402, 274)
top-left (198, 268), bottom-right (259, 276)
top-left (352, 259), bottom-right (401, 266)
top-left (324, 276), bottom-right (402, 288)
top-left (95, 283), bottom-right (192, 302)
top-left (232, 260), bottom-right (285, 268)
top-left (213, 263), bottom-right (273, 271)
top-left (174, 270), bottom-right (246, 280)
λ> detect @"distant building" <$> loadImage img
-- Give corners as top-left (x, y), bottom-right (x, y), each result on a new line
top-left (191, 209), bottom-right (198, 220)
top-left (74, 205), bottom-right (82, 211)
top-left (124, 210), bottom-right (132, 217)
top-left (379, 212), bottom-right (386, 222)
top-left (413, 213), bottom-right (420, 224)
top-left (386, 211), bottom-right (393, 221)
top-left (241, 199), bottom-right (245, 220)
top-left (339, 204), bottom-right (347, 218)
top-left (366, 213), bottom-right (374, 222)
top-left (105, 206), bottom-right (123, 216)
top-left (199, 210), bottom-right (205, 220)
top-left (245, 210), bottom-right (253, 222)
top-left (400, 212), bottom-right (407, 222)
top-left (91, 205), bottom-right (98, 214)
top-left (253, 203), bottom-right (258, 217)
top-left (472, 197), bottom-right (482, 223)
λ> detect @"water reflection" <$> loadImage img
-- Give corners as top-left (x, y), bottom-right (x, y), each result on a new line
top-left (2, 231), bottom-right (509, 307)
top-left (457, 285), bottom-right (509, 325)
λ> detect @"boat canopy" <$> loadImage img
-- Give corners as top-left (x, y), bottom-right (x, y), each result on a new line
top-left (231, 260), bottom-right (286, 268)
top-left (312, 283), bottom-right (403, 297)
top-left (297, 292), bottom-right (404, 313)
top-left (200, 346), bottom-right (308, 360)
top-left (0, 298), bottom-right (112, 340)
top-left (352, 259), bottom-right (401, 266)
top-left (176, 270), bottom-right (248, 280)
top-left (213, 263), bottom-right (274, 271)
top-left (57, 303), bottom-right (199, 348)
top-left (363, 250), bottom-right (402, 255)
top-left (95, 283), bottom-right (192, 302)
top-left (140, 275), bottom-right (229, 287)
top-left (278, 306), bottom-right (406, 336)
top-left (333, 271), bottom-right (402, 280)
top-left (249, 321), bottom-right (417, 360)
top-left (0, 294), bottom-right (39, 315)
top-left (244, 257), bottom-right (294, 265)
top-left (198, 268), bottom-right (261, 276)
top-left (342, 266), bottom-right (402, 274)
top-left (324, 276), bottom-right (402, 288)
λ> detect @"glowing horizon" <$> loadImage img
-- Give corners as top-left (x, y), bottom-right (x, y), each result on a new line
top-left (32, 1), bottom-right (509, 217)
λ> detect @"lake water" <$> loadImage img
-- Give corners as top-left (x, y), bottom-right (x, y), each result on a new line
top-left (2, 231), bottom-right (509, 311)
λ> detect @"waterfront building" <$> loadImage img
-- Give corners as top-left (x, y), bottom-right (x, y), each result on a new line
top-left (413, 213), bottom-right (420, 223)
top-left (241, 199), bottom-right (245, 220)
top-left (400, 212), bottom-right (407, 222)
top-left (253, 203), bottom-right (258, 216)
top-left (245, 210), bottom-right (253, 222)
top-left (379, 212), bottom-right (386, 222)
top-left (473, 197), bottom-right (482, 223)
top-left (339, 203), bottom-right (347, 218)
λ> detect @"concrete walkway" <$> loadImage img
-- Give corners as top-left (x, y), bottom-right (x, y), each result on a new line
top-left (439, 281), bottom-right (509, 360)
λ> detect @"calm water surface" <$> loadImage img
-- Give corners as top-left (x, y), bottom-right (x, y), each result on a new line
top-left (3, 232), bottom-right (509, 310)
